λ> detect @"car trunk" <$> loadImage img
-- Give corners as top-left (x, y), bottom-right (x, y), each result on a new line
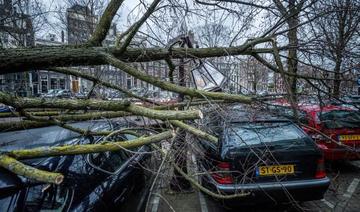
top-left (225, 147), bottom-right (322, 184)
top-left (323, 128), bottom-right (360, 149)
top-left (204, 121), bottom-right (325, 185)
top-left (319, 109), bottom-right (360, 149)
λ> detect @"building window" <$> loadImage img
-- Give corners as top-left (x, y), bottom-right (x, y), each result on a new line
top-left (127, 78), bottom-right (132, 89)
top-left (50, 78), bottom-right (58, 89)
top-left (60, 78), bottom-right (65, 89)
top-left (41, 76), bottom-right (48, 93)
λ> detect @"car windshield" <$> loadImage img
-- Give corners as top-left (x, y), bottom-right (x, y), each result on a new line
top-left (224, 122), bottom-right (307, 148)
top-left (319, 110), bottom-right (360, 129)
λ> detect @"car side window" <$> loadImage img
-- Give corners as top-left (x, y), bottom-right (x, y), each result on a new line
top-left (89, 150), bottom-right (129, 173)
top-left (24, 185), bottom-right (73, 211)
top-left (88, 134), bottom-right (137, 174)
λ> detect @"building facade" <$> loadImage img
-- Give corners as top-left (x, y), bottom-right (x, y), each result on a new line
top-left (66, 4), bottom-right (97, 93)
top-left (33, 33), bottom-right (71, 96)
top-left (0, 0), bottom-right (34, 96)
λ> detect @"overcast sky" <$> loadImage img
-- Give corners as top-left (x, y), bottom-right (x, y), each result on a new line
top-left (37, 0), bottom-right (141, 40)
top-left (35, 0), bottom-right (263, 47)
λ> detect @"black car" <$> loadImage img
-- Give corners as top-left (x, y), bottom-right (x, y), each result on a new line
top-left (196, 106), bottom-right (330, 206)
top-left (0, 122), bottom-right (155, 211)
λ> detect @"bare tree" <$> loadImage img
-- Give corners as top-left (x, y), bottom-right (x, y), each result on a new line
top-left (308, 0), bottom-right (360, 97)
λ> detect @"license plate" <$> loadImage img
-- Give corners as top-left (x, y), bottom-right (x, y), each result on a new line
top-left (339, 135), bottom-right (360, 142)
top-left (257, 165), bottom-right (295, 176)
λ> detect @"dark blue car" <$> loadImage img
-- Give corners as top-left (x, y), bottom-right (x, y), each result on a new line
top-left (0, 122), bottom-right (156, 211)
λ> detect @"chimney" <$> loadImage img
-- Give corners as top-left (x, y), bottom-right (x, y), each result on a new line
top-left (61, 31), bottom-right (65, 43)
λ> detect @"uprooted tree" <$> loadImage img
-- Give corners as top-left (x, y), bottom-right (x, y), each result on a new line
top-left (0, 0), bottom-right (359, 203)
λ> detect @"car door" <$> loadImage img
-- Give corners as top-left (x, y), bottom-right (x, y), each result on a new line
top-left (73, 134), bottom-right (149, 211)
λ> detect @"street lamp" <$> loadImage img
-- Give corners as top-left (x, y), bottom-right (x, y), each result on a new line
top-left (191, 60), bottom-right (226, 92)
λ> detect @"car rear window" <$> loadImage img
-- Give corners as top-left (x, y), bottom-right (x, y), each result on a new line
top-left (225, 122), bottom-right (308, 148)
top-left (319, 110), bottom-right (360, 129)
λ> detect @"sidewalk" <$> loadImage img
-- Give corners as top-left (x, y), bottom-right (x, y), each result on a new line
top-left (147, 152), bottom-right (205, 212)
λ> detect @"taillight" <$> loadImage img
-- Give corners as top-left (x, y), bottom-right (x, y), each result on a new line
top-left (211, 161), bottom-right (234, 184)
top-left (315, 158), bottom-right (326, 179)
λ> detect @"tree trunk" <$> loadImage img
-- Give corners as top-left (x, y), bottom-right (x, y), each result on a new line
top-left (287, 18), bottom-right (299, 99)
top-left (333, 58), bottom-right (342, 98)
top-left (170, 49), bottom-right (192, 191)
top-left (0, 37), bottom-right (273, 75)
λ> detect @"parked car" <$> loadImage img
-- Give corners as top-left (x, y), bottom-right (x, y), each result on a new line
top-left (195, 106), bottom-right (330, 206)
top-left (328, 95), bottom-right (360, 110)
top-left (0, 122), bottom-right (156, 211)
top-left (41, 89), bottom-right (61, 98)
top-left (74, 92), bottom-right (87, 99)
top-left (0, 104), bottom-right (13, 113)
top-left (56, 89), bottom-right (72, 98)
top-left (42, 89), bottom-right (72, 98)
top-left (299, 104), bottom-right (360, 160)
top-left (106, 91), bottom-right (126, 101)
top-left (343, 95), bottom-right (360, 106)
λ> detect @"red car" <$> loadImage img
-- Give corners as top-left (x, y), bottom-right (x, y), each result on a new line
top-left (299, 105), bottom-right (360, 160)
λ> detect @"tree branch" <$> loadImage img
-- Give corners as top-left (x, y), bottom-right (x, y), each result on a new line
top-left (50, 67), bottom-right (158, 105)
top-left (117, 0), bottom-right (161, 52)
top-left (105, 53), bottom-right (253, 103)
top-left (0, 92), bottom-right (201, 121)
top-left (169, 120), bottom-right (218, 144)
top-left (87, 0), bottom-right (125, 46)
top-left (0, 154), bottom-right (64, 184)
top-left (0, 42), bottom-right (276, 74)
top-left (0, 111), bottom-right (130, 132)
top-left (8, 130), bottom-right (173, 159)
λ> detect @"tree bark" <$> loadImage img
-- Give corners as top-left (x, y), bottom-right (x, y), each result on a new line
top-left (9, 130), bottom-right (173, 159)
top-left (0, 37), bottom-right (273, 74)
top-left (333, 57), bottom-right (342, 98)
top-left (0, 155), bottom-right (64, 184)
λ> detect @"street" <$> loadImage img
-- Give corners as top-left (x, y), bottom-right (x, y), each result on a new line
top-left (154, 160), bottom-right (360, 212)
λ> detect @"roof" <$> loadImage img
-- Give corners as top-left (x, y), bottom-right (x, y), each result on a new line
top-left (67, 4), bottom-right (94, 16)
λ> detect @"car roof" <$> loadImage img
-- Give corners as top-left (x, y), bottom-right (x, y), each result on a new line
top-left (210, 104), bottom-right (291, 123)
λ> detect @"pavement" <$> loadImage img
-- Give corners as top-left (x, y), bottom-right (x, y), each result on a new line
top-left (150, 158), bottom-right (360, 212)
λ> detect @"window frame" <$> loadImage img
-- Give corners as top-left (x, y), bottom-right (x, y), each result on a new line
top-left (86, 134), bottom-right (136, 175)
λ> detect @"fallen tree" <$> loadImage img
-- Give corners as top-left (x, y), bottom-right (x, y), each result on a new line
top-left (0, 0), bottom-right (335, 201)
